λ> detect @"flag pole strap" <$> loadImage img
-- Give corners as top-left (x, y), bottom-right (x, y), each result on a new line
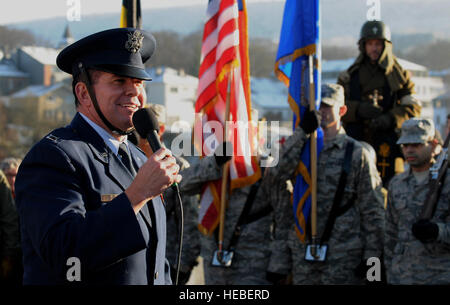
top-left (308, 55), bottom-right (318, 255)
top-left (217, 70), bottom-right (232, 261)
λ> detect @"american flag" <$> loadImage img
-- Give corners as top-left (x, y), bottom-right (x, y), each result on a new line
top-left (195, 0), bottom-right (261, 236)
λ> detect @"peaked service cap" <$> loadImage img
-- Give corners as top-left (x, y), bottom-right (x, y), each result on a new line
top-left (56, 27), bottom-right (156, 80)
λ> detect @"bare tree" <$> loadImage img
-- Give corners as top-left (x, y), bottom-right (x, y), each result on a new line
top-left (0, 26), bottom-right (36, 57)
top-left (249, 37), bottom-right (278, 77)
top-left (399, 40), bottom-right (450, 71)
top-left (322, 45), bottom-right (358, 60)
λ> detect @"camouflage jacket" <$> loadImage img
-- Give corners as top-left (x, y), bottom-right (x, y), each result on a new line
top-left (179, 156), bottom-right (274, 272)
top-left (164, 156), bottom-right (201, 271)
top-left (385, 168), bottom-right (450, 284)
top-left (268, 127), bottom-right (385, 275)
top-left (0, 170), bottom-right (20, 257)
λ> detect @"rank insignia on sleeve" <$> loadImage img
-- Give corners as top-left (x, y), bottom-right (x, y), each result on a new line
top-left (101, 194), bottom-right (119, 202)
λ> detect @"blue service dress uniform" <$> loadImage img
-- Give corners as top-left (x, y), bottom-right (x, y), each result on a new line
top-left (15, 113), bottom-right (171, 285)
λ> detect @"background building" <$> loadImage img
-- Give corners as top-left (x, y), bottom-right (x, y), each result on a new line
top-left (9, 82), bottom-right (74, 123)
top-left (145, 66), bottom-right (198, 127)
top-left (0, 60), bottom-right (29, 96)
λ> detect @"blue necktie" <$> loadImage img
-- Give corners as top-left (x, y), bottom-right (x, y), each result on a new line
top-left (118, 142), bottom-right (136, 176)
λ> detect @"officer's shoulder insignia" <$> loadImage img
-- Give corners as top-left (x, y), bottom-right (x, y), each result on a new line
top-left (125, 31), bottom-right (144, 53)
top-left (45, 134), bottom-right (60, 143)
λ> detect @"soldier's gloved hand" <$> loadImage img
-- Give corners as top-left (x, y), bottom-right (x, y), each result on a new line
top-left (214, 141), bottom-right (233, 167)
top-left (412, 219), bottom-right (439, 243)
top-left (266, 271), bottom-right (289, 285)
top-left (0, 257), bottom-right (13, 279)
top-left (369, 113), bottom-right (394, 131)
top-left (354, 260), bottom-right (369, 279)
top-left (357, 102), bottom-right (383, 120)
top-left (170, 264), bottom-right (193, 285)
top-left (300, 109), bottom-right (320, 134)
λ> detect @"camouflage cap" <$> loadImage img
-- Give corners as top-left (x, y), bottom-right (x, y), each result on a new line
top-left (149, 104), bottom-right (166, 125)
top-left (397, 118), bottom-right (435, 145)
top-left (321, 83), bottom-right (345, 106)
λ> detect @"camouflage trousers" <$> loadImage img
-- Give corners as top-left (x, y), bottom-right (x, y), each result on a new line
top-left (200, 221), bottom-right (272, 285)
top-left (202, 255), bottom-right (271, 285)
top-left (287, 232), bottom-right (365, 285)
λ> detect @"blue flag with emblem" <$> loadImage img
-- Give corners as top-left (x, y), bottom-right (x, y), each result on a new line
top-left (274, 0), bottom-right (323, 242)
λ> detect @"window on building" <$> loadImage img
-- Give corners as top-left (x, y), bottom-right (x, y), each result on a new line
top-left (47, 95), bottom-right (56, 104)
top-left (170, 87), bottom-right (178, 93)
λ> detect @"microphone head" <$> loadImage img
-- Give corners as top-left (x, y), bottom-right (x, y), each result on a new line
top-left (132, 107), bottom-right (160, 139)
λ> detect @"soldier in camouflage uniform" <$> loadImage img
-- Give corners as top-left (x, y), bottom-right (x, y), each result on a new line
top-left (179, 123), bottom-right (275, 285)
top-left (267, 84), bottom-right (385, 284)
top-left (385, 118), bottom-right (450, 284)
top-left (129, 104), bottom-right (201, 284)
top-left (338, 20), bottom-right (421, 186)
top-left (0, 170), bottom-right (21, 284)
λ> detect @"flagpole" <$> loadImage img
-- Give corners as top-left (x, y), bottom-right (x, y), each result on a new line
top-left (308, 55), bottom-right (318, 256)
top-left (217, 70), bottom-right (232, 262)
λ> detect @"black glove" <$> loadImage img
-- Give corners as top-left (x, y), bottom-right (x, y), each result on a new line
top-left (412, 219), bottom-right (439, 243)
top-left (170, 264), bottom-right (192, 285)
top-left (214, 141), bottom-right (233, 167)
top-left (354, 260), bottom-right (368, 279)
top-left (357, 102), bottom-right (383, 120)
top-left (266, 271), bottom-right (289, 285)
top-left (300, 109), bottom-right (320, 134)
top-left (369, 113), bottom-right (394, 131)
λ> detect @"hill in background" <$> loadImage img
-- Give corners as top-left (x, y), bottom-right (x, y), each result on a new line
top-left (8, 0), bottom-right (450, 50)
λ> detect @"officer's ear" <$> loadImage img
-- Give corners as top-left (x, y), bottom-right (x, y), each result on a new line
top-left (75, 82), bottom-right (93, 108)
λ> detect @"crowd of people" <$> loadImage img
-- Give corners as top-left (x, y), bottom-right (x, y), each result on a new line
top-left (0, 20), bottom-right (449, 285)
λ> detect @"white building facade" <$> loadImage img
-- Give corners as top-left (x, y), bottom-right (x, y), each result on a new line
top-left (145, 67), bottom-right (198, 128)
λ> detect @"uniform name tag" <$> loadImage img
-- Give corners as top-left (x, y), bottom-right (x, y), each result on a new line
top-left (101, 194), bottom-right (119, 202)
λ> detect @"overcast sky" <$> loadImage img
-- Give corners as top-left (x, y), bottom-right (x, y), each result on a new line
top-left (0, 0), bottom-right (284, 25)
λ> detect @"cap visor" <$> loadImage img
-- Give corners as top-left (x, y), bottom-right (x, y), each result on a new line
top-left (94, 64), bottom-right (152, 81)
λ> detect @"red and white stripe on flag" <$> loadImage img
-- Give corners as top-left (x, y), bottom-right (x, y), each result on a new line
top-left (195, 0), bottom-right (261, 236)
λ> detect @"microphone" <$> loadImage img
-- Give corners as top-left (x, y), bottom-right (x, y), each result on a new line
top-left (132, 107), bottom-right (184, 285)
top-left (132, 107), bottom-right (162, 154)
top-left (133, 107), bottom-right (180, 192)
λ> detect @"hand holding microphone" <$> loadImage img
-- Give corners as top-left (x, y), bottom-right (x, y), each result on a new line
top-left (125, 108), bottom-right (182, 214)
top-left (133, 107), bottom-right (185, 285)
